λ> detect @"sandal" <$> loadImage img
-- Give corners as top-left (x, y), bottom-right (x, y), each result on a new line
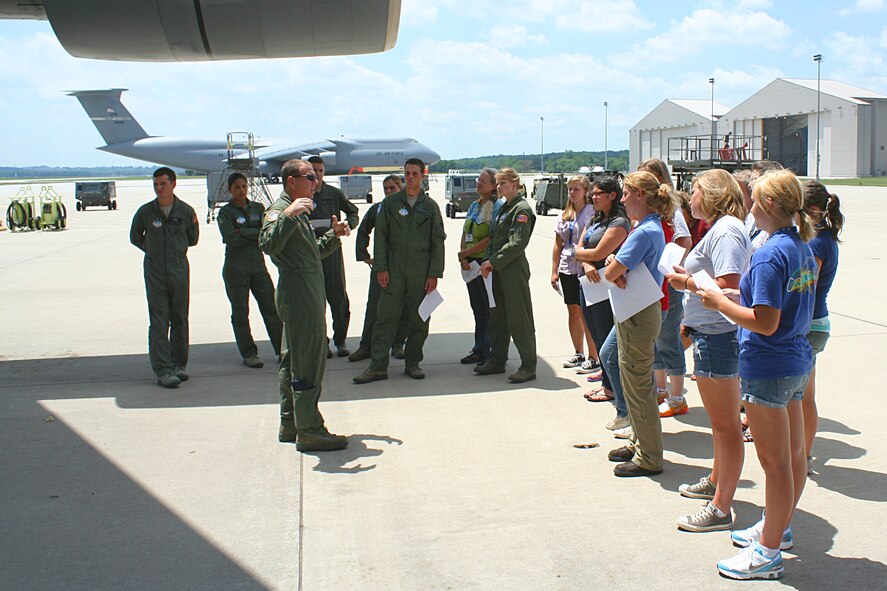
top-left (584, 388), bottom-right (614, 402)
top-left (742, 424), bottom-right (754, 443)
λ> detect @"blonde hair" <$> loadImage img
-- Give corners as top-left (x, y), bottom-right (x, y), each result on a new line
top-left (693, 169), bottom-right (747, 223)
top-left (623, 171), bottom-right (678, 219)
top-left (638, 158), bottom-right (674, 188)
top-left (495, 167), bottom-right (520, 185)
top-left (561, 175), bottom-right (590, 222)
top-left (752, 169), bottom-right (815, 241)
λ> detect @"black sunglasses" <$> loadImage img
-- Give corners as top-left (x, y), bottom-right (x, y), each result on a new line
top-left (293, 173), bottom-right (317, 182)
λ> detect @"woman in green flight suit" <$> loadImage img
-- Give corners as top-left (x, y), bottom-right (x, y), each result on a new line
top-left (217, 172), bottom-right (282, 368)
top-left (477, 167), bottom-right (537, 383)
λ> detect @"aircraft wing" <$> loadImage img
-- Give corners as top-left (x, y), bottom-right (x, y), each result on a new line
top-left (253, 140), bottom-right (339, 163)
top-left (2, 0), bottom-right (401, 61)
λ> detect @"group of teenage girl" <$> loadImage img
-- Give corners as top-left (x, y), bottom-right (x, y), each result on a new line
top-left (455, 158), bottom-right (844, 581)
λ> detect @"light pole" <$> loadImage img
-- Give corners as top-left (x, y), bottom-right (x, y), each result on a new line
top-left (709, 77), bottom-right (715, 160)
top-left (603, 101), bottom-right (609, 170)
top-left (540, 116), bottom-right (545, 173)
top-left (814, 53), bottom-right (823, 180)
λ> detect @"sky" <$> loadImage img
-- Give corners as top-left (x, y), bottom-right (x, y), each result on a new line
top-left (2, 0), bottom-right (887, 167)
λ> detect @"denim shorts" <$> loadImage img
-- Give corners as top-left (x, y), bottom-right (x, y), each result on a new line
top-left (741, 374), bottom-right (810, 409)
top-left (806, 331), bottom-right (829, 365)
top-left (690, 328), bottom-right (739, 379)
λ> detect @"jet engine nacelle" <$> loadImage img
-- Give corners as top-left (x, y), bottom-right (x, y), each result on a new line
top-left (316, 151), bottom-right (337, 167)
top-left (40, 0), bottom-right (401, 62)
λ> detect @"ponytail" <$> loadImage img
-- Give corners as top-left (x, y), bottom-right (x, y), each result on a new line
top-left (796, 209), bottom-right (817, 242)
top-left (824, 192), bottom-right (845, 242)
top-left (803, 180), bottom-right (845, 242)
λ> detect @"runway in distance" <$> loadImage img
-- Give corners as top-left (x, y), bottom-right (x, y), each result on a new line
top-left (69, 89), bottom-right (441, 178)
top-left (0, 0), bottom-right (402, 61)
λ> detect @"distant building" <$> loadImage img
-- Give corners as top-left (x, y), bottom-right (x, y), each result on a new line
top-left (630, 78), bottom-right (887, 178)
top-left (629, 99), bottom-right (730, 172)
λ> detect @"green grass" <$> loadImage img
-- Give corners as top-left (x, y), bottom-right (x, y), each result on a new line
top-left (820, 176), bottom-right (887, 187)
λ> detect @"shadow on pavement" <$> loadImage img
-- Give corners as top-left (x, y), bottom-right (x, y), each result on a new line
top-left (0, 410), bottom-right (270, 591)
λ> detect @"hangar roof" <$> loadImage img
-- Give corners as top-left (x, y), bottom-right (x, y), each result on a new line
top-left (781, 78), bottom-right (887, 105)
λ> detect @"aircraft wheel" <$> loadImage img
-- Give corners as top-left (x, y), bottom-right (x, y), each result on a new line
top-left (76, 202), bottom-right (81, 211)
top-left (112, 200), bottom-right (118, 210)
top-left (366, 194), bottom-right (372, 204)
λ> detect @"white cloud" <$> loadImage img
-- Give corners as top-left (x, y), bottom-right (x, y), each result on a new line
top-left (615, 7), bottom-right (792, 68)
top-left (401, 0), bottom-right (440, 25)
top-left (489, 24), bottom-right (547, 48)
top-left (553, 0), bottom-right (655, 33)
top-left (839, 0), bottom-right (884, 16)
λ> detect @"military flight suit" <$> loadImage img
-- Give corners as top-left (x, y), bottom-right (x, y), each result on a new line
top-left (369, 189), bottom-right (446, 371)
top-left (308, 183), bottom-right (359, 348)
top-left (486, 195), bottom-right (537, 372)
top-left (259, 191), bottom-right (341, 431)
top-left (129, 196), bottom-right (199, 377)
top-left (217, 199), bottom-right (282, 360)
top-left (355, 203), bottom-right (409, 353)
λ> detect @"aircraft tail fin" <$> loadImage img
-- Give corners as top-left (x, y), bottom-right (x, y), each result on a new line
top-left (67, 88), bottom-right (149, 145)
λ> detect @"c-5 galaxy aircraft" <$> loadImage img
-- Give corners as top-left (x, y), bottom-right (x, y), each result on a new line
top-left (69, 89), bottom-right (440, 178)
top-left (0, 0), bottom-right (401, 61)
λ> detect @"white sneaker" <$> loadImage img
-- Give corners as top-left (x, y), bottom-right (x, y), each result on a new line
top-left (613, 425), bottom-right (634, 439)
top-left (605, 415), bottom-right (630, 431)
top-left (731, 517), bottom-right (794, 550)
top-left (562, 353), bottom-right (585, 368)
top-left (717, 542), bottom-right (784, 580)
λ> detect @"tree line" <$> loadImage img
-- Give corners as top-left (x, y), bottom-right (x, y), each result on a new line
top-left (429, 149), bottom-right (629, 174)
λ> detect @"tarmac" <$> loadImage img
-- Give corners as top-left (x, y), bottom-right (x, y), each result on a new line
top-left (1, 175), bottom-right (885, 591)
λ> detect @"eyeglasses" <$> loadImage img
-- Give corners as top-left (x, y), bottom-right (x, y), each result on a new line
top-left (293, 173), bottom-right (317, 182)
top-left (590, 191), bottom-right (611, 196)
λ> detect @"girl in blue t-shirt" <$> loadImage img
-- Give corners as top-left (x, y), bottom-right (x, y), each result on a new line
top-left (800, 180), bottom-right (844, 477)
top-left (698, 169), bottom-right (817, 580)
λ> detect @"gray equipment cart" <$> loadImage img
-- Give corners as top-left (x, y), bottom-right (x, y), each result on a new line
top-left (532, 174), bottom-right (568, 216)
top-left (444, 171), bottom-right (479, 218)
top-left (338, 174), bottom-right (373, 203)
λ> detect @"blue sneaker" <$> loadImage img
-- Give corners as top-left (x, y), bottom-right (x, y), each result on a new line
top-left (731, 517), bottom-right (793, 550)
top-left (717, 542), bottom-right (784, 580)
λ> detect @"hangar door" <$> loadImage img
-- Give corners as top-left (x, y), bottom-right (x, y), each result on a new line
top-left (762, 115), bottom-right (807, 175)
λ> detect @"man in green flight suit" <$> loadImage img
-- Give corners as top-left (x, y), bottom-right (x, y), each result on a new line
top-left (259, 159), bottom-right (351, 452)
top-left (307, 156), bottom-right (359, 358)
top-left (217, 172), bottom-right (282, 368)
top-left (130, 167), bottom-right (199, 388)
top-left (349, 174), bottom-right (411, 362)
top-left (353, 158), bottom-right (446, 384)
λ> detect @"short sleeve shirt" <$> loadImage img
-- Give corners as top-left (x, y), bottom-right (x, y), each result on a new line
top-left (582, 216), bottom-right (631, 270)
top-left (615, 213), bottom-right (666, 285)
top-left (682, 215), bottom-right (751, 333)
top-left (737, 227), bottom-right (816, 379)
top-left (554, 205), bottom-right (595, 275)
top-left (808, 230), bottom-right (838, 320)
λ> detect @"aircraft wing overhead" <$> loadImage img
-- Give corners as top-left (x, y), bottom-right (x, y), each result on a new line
top-left (254, 140), bottom-right (339, 162)
top-left (3, 0), bottom-right (401, 62)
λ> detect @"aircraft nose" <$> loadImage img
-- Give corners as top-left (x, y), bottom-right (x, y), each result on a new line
top-left (412, 141), bottom-right (440, 166)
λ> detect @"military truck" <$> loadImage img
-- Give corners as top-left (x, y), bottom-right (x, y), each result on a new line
top-left (75, 181), bottom-right (117, 211)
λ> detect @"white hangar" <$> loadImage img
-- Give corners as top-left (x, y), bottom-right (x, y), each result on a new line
top-left (630, 78), bottom-right (887, 178)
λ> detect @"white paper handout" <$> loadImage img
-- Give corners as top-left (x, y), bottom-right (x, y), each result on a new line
top-left (461, 260), bottom-right (482, 283)
top-left (418, 289), bottom-right (444, 322)
top-left (579, 273), bottom-right (611, 306)
top-left (691, 269), bottom-right (735, 324)
top-left (607, 264), bottom-right (664, 323)
top-left (483, 273), bottom-right (496, 308)
top-left (657, 242), bottom-right (687, 276)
